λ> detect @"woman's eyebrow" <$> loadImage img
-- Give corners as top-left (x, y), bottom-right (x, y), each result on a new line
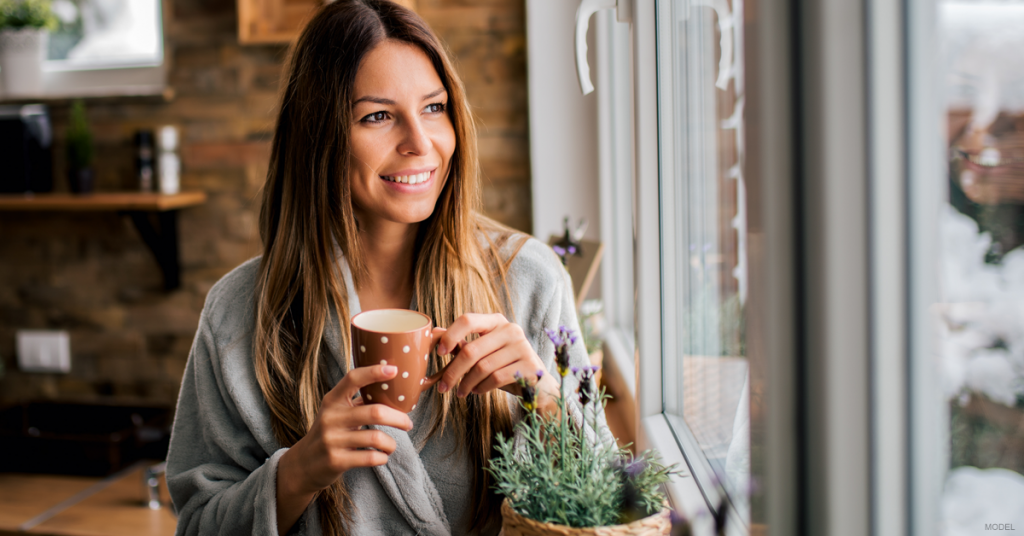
top-left (353, 95), bottom-right (396, 106)
top-left (422, 87), bottom-right (446, 100)
top-left (352, 88), bottom-right (446, 107)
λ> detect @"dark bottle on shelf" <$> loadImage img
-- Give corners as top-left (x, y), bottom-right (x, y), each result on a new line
top-left (134, 130), bottom-right (155, 193)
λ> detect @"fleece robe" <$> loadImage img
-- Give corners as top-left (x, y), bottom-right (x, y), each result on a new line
top-left (166, 236), bottom-right (608, 535)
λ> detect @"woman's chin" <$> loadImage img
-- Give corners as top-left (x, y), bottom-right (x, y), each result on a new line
top-left (378, 204), bottom-right (437, 226)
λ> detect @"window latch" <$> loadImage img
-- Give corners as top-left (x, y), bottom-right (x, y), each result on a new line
top-left (575, 0), bottom-right (632, 95)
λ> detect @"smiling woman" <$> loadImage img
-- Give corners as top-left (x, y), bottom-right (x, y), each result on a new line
top-left (164, 1), bottom-right (600, 536)
top-left (348, 40), bottom-right (456, 232)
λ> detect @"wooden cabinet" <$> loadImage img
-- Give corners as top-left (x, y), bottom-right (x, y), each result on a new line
top-left (238, 0), bottom-right (418, 44)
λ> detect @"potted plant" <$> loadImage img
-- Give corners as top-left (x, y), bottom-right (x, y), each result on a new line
top-left (0, 0), bottom-right (57, 96)
top-left (489, 326), bottom-right (685, 535)
top-left (66, 98), bottom-right (94, 194)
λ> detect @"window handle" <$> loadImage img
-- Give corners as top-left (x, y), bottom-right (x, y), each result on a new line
top-left (575, 0), bottom-right (631, 95)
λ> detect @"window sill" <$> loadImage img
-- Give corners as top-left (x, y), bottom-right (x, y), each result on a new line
top-left (0, 64), bottom-right (167, 102)
top-left (642, 414), bottom-right (749, 536)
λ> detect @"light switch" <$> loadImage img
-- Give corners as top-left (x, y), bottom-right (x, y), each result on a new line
top-left (16, 330), bottom-right (71, 373)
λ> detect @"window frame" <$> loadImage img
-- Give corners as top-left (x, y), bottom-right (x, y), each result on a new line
top-left (630, 0), bottom-right (732, 527)
top-left (0, 0), bottom-right (167, 101)
top-left (587, 0), bottom-right (947, 532)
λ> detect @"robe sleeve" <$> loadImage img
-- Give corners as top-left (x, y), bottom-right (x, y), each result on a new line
top-left (166, 309), bottom-right (314, 536)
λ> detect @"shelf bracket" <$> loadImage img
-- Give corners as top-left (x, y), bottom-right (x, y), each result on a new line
top-left (125, 210), bottom-right (181, 291)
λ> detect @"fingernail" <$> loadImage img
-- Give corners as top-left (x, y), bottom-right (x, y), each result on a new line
top-left (438, 381), bottom-right (448, 393)
top-left (383, 365), bottom-right (397, 375)
top-left (437, 344), bottom-right (448, 355)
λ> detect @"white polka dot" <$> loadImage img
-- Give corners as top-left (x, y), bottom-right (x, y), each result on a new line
top-left (398, 395), bottom-right (405, 402)
top-left (360, 345), bottom-right (365, 353)
top-left (380, 360), bottom-right (387, 365)
top-left (382, 383), bottom-right (389, 390)
top-left (367, 394), bottom-right (372, 401)
top-left (402, 371), bottom-right (409, 378)
top-left (381, 336), bottom-right (389, 344)
top-left (403, 345), bottom-right (410, 353)
top-left (412, 404), bottom-right (416, 410)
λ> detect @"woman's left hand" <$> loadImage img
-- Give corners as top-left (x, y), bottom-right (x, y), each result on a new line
top-left (435, 313), bottom-right (560, 403)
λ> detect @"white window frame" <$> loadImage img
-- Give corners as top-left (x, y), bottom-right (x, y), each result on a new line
top-left (596, 7), bottom-right (636, 393)
top-left (618, 0), bottom-right (942, 534)
top-left (630, 0), bottom-right (722, 525)
top-left (557, 0), bottom-right (947, 533)
top-left (0, 0), bottom-right (166, 101)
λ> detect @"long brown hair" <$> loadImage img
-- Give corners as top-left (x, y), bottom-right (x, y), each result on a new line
top-left (253, 1), bottom-right (520, 533)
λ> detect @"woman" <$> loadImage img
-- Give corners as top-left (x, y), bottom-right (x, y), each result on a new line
top-left (166, 1), bottom-right (598, 535)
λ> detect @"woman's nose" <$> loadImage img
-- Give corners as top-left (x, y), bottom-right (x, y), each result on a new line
top-left (397, 118), bottom-right (432, 156)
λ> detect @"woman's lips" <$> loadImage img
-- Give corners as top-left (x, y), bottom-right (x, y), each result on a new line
top-left (379, 169), bottom-right (435, 190)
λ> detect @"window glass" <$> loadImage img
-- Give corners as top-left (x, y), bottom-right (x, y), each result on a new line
top-left (48, 0), bottom-right (162, 68)
top-left (938, 1), bottom-right (1024, 531)
top-left (656, 0), bottom-right (749, 522)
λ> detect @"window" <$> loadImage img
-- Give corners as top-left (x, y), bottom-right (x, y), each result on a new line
top-left (655, 0), bottom-right (750, 525)
top-left (590, 0), bottom-right (1024, 532)
top-left (932, 0), bottom-right (1024, 531)
top-left (1, 0), bottom-right (165, 99)
top-left (49, 0), bottom-right (162, 67)
top-left (594, 0), bottom-right (752, 531)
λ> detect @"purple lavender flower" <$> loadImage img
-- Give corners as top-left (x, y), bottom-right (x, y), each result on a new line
top-left (552, 222), bottom-right (584, 266)
top-left (576, 365), bottom-right (598, 407)
top-left (514, 371), bottom-right (537, 413)
top-left (615, 457), bottom-right (649, 524)
top-left (546, 326), bottom-right (577, 376)
top-left (670, 511), bottom-right (694, 536)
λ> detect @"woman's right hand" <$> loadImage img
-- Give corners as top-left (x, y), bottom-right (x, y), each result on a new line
top-left (275, 364), bottom-right (413, 534)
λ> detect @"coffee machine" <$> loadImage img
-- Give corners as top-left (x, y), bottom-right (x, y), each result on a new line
top-left (0, 104), bottom-right (53, 194)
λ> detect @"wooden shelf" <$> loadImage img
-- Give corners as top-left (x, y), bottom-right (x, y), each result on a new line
top-left (0, 192), bottom-right (206, 212)
top-left (0, 192), bottom-right (207, 291)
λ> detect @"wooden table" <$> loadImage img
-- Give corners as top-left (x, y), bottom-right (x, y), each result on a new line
top-left (0, 464), bottom-right (177, 536)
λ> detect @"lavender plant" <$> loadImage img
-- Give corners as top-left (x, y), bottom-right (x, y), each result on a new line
top-left (488, 327), bottom-right (676, 528)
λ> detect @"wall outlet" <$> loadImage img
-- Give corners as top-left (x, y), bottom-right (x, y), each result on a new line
top-left (16, 330), bottom-right (71, 373)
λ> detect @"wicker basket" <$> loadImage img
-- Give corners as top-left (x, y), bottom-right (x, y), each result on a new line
top-left (500, 499), bottom-right (672, 536)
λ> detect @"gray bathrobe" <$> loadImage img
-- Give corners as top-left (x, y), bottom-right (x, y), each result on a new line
top-left (166, 236), bottom-right (606, 535)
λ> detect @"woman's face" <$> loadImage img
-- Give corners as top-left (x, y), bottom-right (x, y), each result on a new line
top-left (348, 39), bottom-right (456, 227)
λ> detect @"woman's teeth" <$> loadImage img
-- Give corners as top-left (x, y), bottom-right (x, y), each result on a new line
top-left (382, 171), bottom-right (431, 184)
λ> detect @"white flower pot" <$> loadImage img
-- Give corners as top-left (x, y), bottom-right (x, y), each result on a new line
top-left (0, 28), bottom-right (48, 97)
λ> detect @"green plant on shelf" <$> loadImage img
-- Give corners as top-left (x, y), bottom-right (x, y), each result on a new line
top-left (0, 0), bottom-right (58, 31)
top-left (67, 99), bottom-right (94, 171)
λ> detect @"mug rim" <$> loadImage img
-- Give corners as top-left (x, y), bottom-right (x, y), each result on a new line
top-left (350, 308), bottom-right (432, 334)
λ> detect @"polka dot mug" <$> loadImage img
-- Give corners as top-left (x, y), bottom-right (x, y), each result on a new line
top-left (350, 309), bottom-right (452, 412)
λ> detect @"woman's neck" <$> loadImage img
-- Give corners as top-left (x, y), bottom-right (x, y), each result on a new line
top-left (355, 216), bottom-right (419, 311)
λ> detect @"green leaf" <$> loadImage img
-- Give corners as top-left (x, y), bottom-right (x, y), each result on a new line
top-left (0, 0), bottom-right (59, 31)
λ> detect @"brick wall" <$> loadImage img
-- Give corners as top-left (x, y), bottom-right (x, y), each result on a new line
top-left (0, 0), bottom-right (531, 407)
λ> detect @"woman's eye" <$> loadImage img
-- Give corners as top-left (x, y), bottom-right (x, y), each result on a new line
top-left (362, 111), bottom-right (389, 124)
top-left (426, 103), bottom-right (445, 114)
